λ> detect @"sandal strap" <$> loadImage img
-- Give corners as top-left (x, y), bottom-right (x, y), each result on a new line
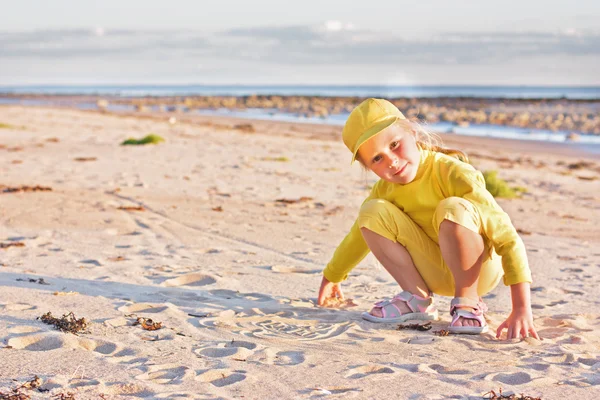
top-left (371, 291), bottom-right (434, 318)
top-left (394, 291), bottom-right (433, 313)
top-left (450, 297), bottom-right (488, 316)
top-left (450, 308), bottom-right (487, 327)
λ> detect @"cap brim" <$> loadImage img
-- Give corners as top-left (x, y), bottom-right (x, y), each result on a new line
top-left (351, 116), bottom-right (400, 164)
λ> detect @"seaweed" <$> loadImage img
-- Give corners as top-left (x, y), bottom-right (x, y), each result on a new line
top-left (1, 186), bottom-right (52, 194)
top-left (0, 387), bottom-right (31, 399)
top-left (0, 376), bottom-right (48, 399)
top-left (276, 197), bottom-right (313, 204)
top-left (397, 322), bottom-right (432, 331)
top-left (117, 206), bottom-right (145, 211)
top-left (483, 388), bottom-right (541, 399)
top-left (121, 134), bottom-right (165, 145)
top-left (51, 393), bottom-right (76, 400)
top-left (0, 242), bottom-right (25, 249)
top-left (260, 156), bottom-right (289, 162)
top-left (233, 123), bottom-right (255, 133)
top-left (482, 170), bottom-right (527, 199)
top-left (37, 312), bottom-right (89, 335)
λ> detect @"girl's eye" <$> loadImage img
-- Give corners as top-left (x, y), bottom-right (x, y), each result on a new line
top-left (390, 141), bottom-right (399, 149)
top-left (372, 155), bottom-right (382, 163)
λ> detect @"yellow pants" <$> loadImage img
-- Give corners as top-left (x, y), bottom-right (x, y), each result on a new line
top-left (357, 197), bottom-right (503, 297)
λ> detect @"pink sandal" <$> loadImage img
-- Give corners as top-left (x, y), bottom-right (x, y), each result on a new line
top-left (361, 291), bottom-right (439, 323)
top-left (448, 297), bottom-right (488, 334)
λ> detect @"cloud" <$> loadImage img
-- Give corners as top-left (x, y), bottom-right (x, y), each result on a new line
top-left (2, 25), bottom-right (599, 63)
top-left (0, 29), bottom-right (211, 58)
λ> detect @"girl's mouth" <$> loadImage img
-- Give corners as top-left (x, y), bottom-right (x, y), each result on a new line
top-left (393, 164), bottom-right (407, 176)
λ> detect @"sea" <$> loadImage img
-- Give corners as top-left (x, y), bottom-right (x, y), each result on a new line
top-left (1, 84), bottom-right (600, 154)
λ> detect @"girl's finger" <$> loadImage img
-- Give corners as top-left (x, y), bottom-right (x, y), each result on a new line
top-left (332, 285), bottom-right (343, 299)
top-left (508, 325), bottom-right (518, 340)
top-left (496, 322), bottom-right (507, 339)
top-left (520, 327), bottom-right (528, 339)
top-left (529, 326), bottom-right (541, 340)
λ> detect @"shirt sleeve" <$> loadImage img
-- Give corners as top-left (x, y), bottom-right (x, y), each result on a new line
top-left (322, 218), bottom-right (371, 283)
top-left (322, 184), bottom-right (382, 283)
top-left (448, 163), bottom-right (532, 286)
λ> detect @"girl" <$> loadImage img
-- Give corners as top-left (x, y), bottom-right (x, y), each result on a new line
top-left (317, 98), bottom-right (539, 340)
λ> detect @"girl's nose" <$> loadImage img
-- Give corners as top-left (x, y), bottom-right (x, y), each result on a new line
top-left (389, 159), bottom-right (399, 169)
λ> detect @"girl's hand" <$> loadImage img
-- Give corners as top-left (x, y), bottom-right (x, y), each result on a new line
top-left (317, 275), bottom-right (344, 306)
top-left (496, 306), bottom-right (540, 340)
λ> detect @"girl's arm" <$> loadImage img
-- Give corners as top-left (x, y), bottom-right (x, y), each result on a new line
top-left (496, 282), bottom-right (540, 340)
top-left (322, 219), bottom-right (371, 283)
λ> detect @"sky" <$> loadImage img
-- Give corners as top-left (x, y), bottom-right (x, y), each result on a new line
top-left (1, 0), bottom-right (599, 86)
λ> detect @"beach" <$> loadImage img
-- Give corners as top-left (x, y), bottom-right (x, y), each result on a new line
top-left (1, 104), bottom-right (600, 399)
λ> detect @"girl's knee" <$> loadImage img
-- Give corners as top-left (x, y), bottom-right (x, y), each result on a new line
top-left (436, 197), bottom-right (475, 214)
top-left (358, 199), bottom-right (396, 219)
top-left (433, 197), bottom-right (481, 236)
top-left (358, 199), bottom-right (406, 242)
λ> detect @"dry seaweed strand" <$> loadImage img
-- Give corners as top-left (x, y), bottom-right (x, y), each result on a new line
top-left (0, 376), bottom-right (47, 400)
top-left (483, 388), bottom-right (542, 400)
top-left (0, 388), bottom-right (31, 400)
top-left (117, 206), bottom-right (145, 211)
top-left (1, 185), bottom-right (52, 194)
top-left (397, 322), bottom-right (432, 331)
top-left (19, 376), bottom-right (43, 391)
top-left (51, 393), bottom-right (76, 400)
top-left (275, 197), bottom-right (313, 204)
top-left (0, 242), bottom-right (25, 249)
top-left (38, 312), bottom-right (89, 335)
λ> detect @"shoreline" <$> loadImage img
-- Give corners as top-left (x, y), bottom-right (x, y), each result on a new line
top-left (2, 93), bottom-right (600, 137)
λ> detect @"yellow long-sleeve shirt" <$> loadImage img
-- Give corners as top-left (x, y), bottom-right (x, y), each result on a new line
top-left (323, 148), bottom-right (532, 286)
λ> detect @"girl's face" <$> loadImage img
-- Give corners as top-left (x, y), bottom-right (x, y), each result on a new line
top-left (357, 125), bottom-right (421, 184)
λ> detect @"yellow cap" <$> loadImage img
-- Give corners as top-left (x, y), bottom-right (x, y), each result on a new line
top-left (342, 98), bottom-right (406, 163)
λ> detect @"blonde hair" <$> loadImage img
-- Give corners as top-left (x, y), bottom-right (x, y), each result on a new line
top-left (356, 119), bottom-right (469, 166)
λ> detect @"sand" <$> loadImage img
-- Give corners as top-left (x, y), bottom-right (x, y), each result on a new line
top-left (0, 105), bottom-right (599, 399)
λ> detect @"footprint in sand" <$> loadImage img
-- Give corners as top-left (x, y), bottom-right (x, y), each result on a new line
top-left (7, 332), bottom-right (120, 355)
top-left (117, 303), bottom-right (169, 314)
top-left (272, 351), bottom-right (305, 366)
top-left (269, 265), bottom-right (320, 274)
top-left (344, 365), bottom-right (395, 379)
top-left (427, 364), bottom-right (471, 375)
top-left (161, 272), bottom-right (216, 287)
top-left (135, 364), bottom-right (195, 384)
top-left (104, 382), bottom-right (155, 397)
top-left (7, 326), bottom-right (44, 335)
top-left (492, 372), bottom-right (533, 385)
top-left (195, 369), bottom-right (246, 387)
top-left (69, 378), bottom-right (102, 388)
top-left (79, 259), bottom-right (103, 266)
top-left (211, 289), bottom-right (273, 303)
top-left (194, 340), bottom-right (258, 359)
top-left (1, 303), bottom-right (37, 311)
